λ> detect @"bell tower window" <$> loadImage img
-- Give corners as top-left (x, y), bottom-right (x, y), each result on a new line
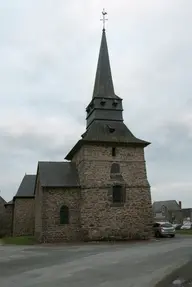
top-left (112, 147), bottom-right (116, 157)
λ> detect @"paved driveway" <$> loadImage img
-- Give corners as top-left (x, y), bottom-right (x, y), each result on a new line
top-left (0, 235), bottom-right (192, 287)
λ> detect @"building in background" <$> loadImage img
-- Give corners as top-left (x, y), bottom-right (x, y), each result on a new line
top-left (152, 200), bottom-right (192, 223)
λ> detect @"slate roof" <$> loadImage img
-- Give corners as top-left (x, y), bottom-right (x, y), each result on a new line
top-left (65, 29), bottom-right (150, 160)
top-left (82, 120), bottom-right (149, 144)
top-left (38, 162), bottom-right (80, 188)
top-left (152, 200), bottom-right (181, 213)
top-left (86, 29), bottom-right (123, 129)
top-left (65, 120), bottom-right (149, 160)
top-left (92, 28), bottom-right (118, 99)
top-left (15, 174), bottom-right (36, 198)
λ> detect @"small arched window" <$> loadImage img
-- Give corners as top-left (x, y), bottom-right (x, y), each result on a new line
top-left (60, 205), bottom-right (69, 224)
top-left (110, 163), bottom-right (120, 174)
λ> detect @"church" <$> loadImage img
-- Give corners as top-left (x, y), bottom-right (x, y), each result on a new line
top-left (8, 23), bottom-right (153, 243)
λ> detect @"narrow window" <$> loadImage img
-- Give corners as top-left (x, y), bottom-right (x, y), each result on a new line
top-left (112, 147), bottom-right (116, 157)
top-left (60, 205), bottom-right (69, 224)
top-left (113, 185), bottom-right (123, 203)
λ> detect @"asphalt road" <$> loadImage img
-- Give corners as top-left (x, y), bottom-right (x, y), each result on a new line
top-left (0, 235), bottom-right (192, 287)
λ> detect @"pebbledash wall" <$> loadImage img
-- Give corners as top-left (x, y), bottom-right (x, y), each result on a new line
top-left (13, 198), bottom-right (35, 236)
top-left (71, 144), bottom-right (153, 241)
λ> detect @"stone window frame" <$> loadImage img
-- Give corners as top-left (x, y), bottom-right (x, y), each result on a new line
top-left (60, 205), bottom-right (69, 225)
top-left (109, 184), bottom-right (126, 207)
top-left (112, 185), bottom-right (124, 203)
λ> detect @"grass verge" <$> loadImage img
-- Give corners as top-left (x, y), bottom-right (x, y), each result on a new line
top-left (176, 229), bottom-right (192, 235)
top-left (0, 236), bottom-right (37, 245)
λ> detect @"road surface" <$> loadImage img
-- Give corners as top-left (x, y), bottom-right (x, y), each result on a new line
top-left (0, 235), bottom-right (192, 287)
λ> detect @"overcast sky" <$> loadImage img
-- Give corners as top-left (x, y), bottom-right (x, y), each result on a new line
top-left (0, 0), bottom-right (191, 207)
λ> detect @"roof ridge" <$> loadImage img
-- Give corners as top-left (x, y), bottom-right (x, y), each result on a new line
top-left (24, 174), bottom-right (36, 176)
top-left (38, 161), bottom-right (69, 163)
top-left (154, 200), bottom-right (177, 202)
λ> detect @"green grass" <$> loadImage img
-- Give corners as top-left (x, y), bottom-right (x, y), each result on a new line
top-left (176, 229), bottom-right (192, 235)
top-left (0, 236), bottom-right (37, 245)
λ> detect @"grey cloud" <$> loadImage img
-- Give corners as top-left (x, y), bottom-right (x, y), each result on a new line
top-left (0, 123), bottom-right (82, 158)
top-left (0, 0), bottom-right (191, 206)
top-left (147, 119), bottom-right (192, 206)
top-left (0, 130), bottom-right (76, 201)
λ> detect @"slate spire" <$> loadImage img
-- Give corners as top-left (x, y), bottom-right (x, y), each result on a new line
top-left (65, 13), bottom-right (150, 160)
top-left (86, 27), bottom-right (123, 128)
top-left (92, 28), bottom-right (116, 99)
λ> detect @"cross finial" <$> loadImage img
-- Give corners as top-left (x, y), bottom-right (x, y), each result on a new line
top-left (100, 8), bottom-right (108, 30)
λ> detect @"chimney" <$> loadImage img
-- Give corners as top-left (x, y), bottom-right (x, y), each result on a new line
top-left (179, 201), bottom-right (182, 209)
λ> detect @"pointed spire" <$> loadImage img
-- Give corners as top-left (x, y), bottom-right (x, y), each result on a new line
top-left (92, 26), bottom-right (116, 99)
top-left (86, 14), bottom-right (123, 128)
top-left (64, 11), bottom-right (150, 160)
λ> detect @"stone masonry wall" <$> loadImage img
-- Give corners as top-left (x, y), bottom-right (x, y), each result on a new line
top-left (72, 144), bottom-right (153, 241)
top-left (4, 204), bottom-right (14, 237)
top-left (41, 188), bottom-right (81, 243)
top-left (13, 198), bottom-right (35, 237)
top-left (34, 175), bottom-right (43, 242)
top-left (72, 145), bottom-right (149, 187)
top-left (0, 198), bottom-right (7, 237)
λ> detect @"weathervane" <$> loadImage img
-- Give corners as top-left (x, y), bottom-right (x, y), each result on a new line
top-left (100, 8), bottom-right (108, 30)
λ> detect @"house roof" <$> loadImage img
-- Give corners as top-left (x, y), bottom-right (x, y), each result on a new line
top-left (38, 161), bottom-right (80, 188)
top-left (15, 174), bottom-right (36, 198)
top-left (152, 200), bottom-right (180, 213)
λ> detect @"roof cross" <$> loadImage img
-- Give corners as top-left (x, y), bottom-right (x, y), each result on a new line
top-left (100, 9), bottom-right (108, 30)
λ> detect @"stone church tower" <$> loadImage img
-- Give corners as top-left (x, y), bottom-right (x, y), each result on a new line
top-left (34, 26), bottom-right (153, 243)
top-left (65, 28), bottom-right (153, 241)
